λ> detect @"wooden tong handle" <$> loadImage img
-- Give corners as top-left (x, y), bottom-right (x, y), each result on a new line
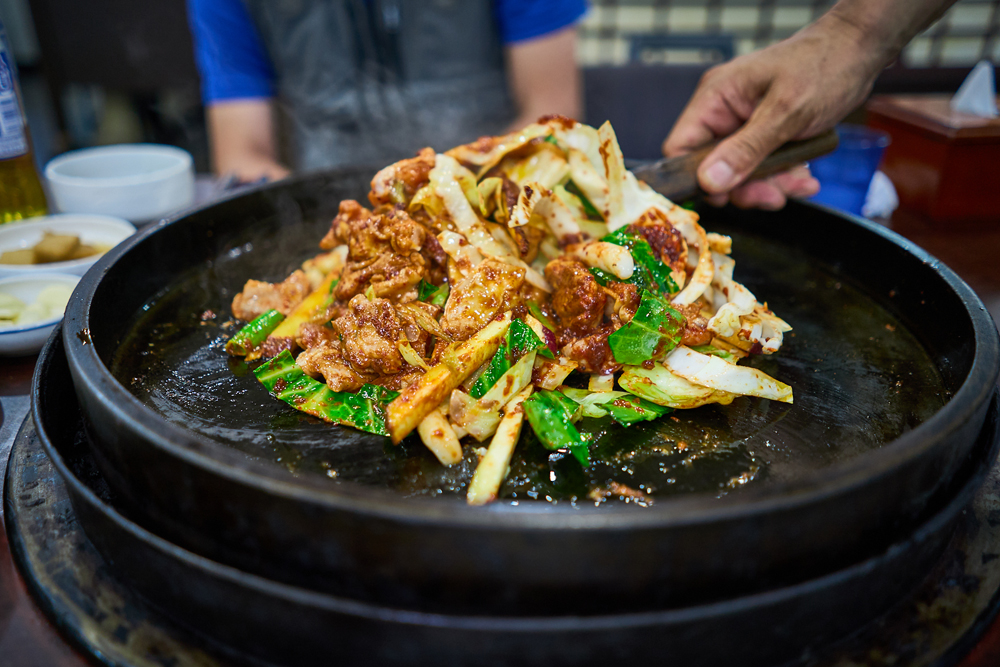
top-left (635, 129), bottom-right (839, 201)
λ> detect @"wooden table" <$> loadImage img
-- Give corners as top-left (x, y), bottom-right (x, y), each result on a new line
top-left (0, 213), bottom-right (998, 666)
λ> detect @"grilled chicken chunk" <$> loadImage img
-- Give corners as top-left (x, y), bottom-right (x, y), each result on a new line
top-left (560, 324), bottom-right (620, 375)
top-left (231, 270), bottom-right (311, 321)
top-left (368, 147), bottom-right (436, 207)
top-left (295, 322), bottom-right (337, 350)
top-left (295, 340), bottom-right (366, 392)
top-left (674, 302), bottom-right (713, 347)
top-left (440, 258), bottom-right (525, 340)
top-left (333, 294), bottom-right (404, 375)
top-left (545, 257), bottom-right (606, 344)
top-left (321, 202), bottom-right (435, 302)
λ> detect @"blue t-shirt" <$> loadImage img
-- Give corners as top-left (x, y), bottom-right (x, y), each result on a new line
top-left (187, 0), bottom-right (587, 104)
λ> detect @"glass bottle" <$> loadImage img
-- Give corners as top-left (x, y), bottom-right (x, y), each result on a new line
top-left (0, 18), bottom-right (47, 223)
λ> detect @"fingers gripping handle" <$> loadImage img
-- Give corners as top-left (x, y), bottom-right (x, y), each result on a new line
top-left (633, 129), bottom-right (839, 202)
top-left (746, 129), bottom-right (840, 181)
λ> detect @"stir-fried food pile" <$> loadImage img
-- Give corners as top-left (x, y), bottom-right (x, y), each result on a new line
top-left (225, 117), bottom-right (793, 505)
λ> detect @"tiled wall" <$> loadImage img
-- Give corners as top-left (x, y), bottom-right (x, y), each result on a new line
top-left (579, 0), bottom-right (1000, 67)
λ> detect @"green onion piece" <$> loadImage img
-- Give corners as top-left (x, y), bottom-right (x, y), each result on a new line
top-left (607, 289), bottom-right (684, 365)
top-left (543, 134), bottom-right (560, 146)
top-left (417, 280), bottom-right (450, 307)
top-left (523, 389), bottom-right (590, 466)
top-left (254, 350), bottom-right (398, 436)
top-left (469, 319), bottom-right (549, 398)
top-left (690, 344), bottom-right (738, 364)
top-left (601, 229), bottom-right (678, 295)
top-left (225, 309), bottom-right (285, 356)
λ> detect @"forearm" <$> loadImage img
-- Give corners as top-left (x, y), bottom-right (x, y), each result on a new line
top-left (816, 0), bottom-right (957, 73)
top-left (505, 26), bottom-right (582, 130)
top-left (207, 100), bottom-right (290, 182)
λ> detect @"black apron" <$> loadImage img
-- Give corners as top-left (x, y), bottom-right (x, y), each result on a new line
top-left (242, 0), bottom-right (516, 170)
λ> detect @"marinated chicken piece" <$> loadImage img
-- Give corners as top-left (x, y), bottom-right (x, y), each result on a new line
top-left (295, 340), bottom-right (367, 392)
top-left (603, 281), bottom-right (640, 325)
top-left (560, 324), bottom-right (620, 375)
top-left (627, 216), bottom-right (688, 276)
top-left (324, 202), bottom-right (425, 260)
top-left (674, 303), bottom-right (713, 347)
top-left (295, 322), bottom-right (338, 351)
top-left (324, 205), bottom-right (436, 301)
top-left (545, 257), bottom-right (606, 343)
top-left (369, 367), bottom-right (425, 393)
top-left (258, 336), bottom-right (295, 359)
top-left (335, 253), bottom-right (427, 302)
top-left (368, 147), bottom-right (436, 207)
top-left (421, 232), bottom-right (448, 286)
top-left (440, 258), bottom-right (525, 340)
top-left (320, 200), bottom-right (371, 251)
top-left (231, 270), bottom-right (311, 321)
top-left (333, 294), bottom-right (404, 375)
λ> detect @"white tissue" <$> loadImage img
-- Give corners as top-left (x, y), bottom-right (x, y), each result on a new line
top-left (950, 60), bottom-right (998, 118)
top-left (862, 171), bottom-right (899, 219)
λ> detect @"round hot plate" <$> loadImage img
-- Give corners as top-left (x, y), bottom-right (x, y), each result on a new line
top-left (7, 328), bottom-right (1000, 667)
top-left (59, 167), bottom-right (1000, 616)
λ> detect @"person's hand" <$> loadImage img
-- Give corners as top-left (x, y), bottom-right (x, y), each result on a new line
top-left (662, 12), bottom-right (887, 209)
top-left (206, 100), bottom-right (291, 183)
top-left (227, 158), bottom-right (291, 184)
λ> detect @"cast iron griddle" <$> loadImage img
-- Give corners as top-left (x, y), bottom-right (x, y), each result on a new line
top-left (16, 327), bottom-right (1000, 667)
top-left (60, 168), bottom-right (1000, 616)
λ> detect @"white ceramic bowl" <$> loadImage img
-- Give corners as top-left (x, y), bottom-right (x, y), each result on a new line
top-left (0, 214), bottom-right (136, 278)
top-left (45, 144), bottom-right (195, 223)
top-left (0, 273), bottom-right (80, 357)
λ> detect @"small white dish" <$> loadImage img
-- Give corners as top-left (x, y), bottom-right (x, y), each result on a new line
top-left (0, 213), bottom-right (136, 278)
top-left (0, 273), bottom-right (80, 357)
top-left (45, 144), bottom-right (194, 223)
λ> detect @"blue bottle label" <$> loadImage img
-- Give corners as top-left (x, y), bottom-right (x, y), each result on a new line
top-left (0, 28), bottom-right (28, 160)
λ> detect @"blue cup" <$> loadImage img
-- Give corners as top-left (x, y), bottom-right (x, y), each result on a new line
top-left (808, 125), bottom-right (890, 217)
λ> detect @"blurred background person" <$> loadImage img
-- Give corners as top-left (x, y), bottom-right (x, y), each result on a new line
top-left (186, 0), bottom-right (587, 181)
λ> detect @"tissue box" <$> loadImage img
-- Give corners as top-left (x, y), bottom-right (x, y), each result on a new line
top-left (866, 95), bottom-right (1000, 225)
